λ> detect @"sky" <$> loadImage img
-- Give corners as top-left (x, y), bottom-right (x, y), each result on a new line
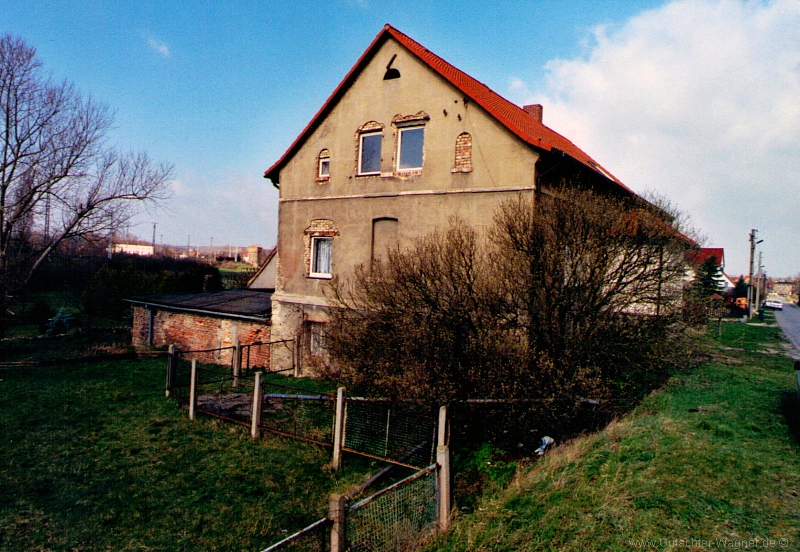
top-left (4, 0), bottom-right (800, 277)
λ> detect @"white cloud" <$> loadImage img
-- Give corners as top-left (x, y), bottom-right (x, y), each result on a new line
top-left (144, 34), bottom-right (170, 58)
top-left (518, 0), bottom-right (800, 276)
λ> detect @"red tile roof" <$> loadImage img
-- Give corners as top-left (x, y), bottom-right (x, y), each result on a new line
top-left (265, 24), bottom-right (633, 196)
top-left (687, 247), bottom-right (725, 267)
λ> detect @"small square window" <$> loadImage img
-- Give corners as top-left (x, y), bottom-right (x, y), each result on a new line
top-left (310, 237), bottom-right (332, 278)
top-left (319, 157), bottom-right (330, 178)
top-left (398, 127), bottom-right (424, 171)
top-left (359, 132), bottom-right (382, 175)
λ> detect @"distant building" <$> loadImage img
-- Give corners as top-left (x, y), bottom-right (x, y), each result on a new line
top-left (773, 282), bottom-right (793, 297)
top-left (245, 245), bottom-right (268, 267)
top-left (113, 243), bottom-right (154, 256)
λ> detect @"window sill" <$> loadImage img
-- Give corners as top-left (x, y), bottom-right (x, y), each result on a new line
top-left (308, 273), bottom-right (333, 280)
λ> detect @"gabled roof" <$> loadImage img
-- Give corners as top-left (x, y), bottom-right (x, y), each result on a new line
top-left (687, 247), bottom-right (725, 268)
top-left (264, 24), bottom-right (633, 195)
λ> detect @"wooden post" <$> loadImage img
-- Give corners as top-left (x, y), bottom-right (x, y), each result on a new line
top-left (232, 340), bottom-right (241, 389)
top-left (251, 371), bottom-right (264, 439)
top-left (189, 359), bottom-right (198, 421)
top-left (436, 405), bottom-right (451, 532)
top-left (331, 387), bottom-right (346, 470)
top-left (329, 494), bottom-right (347, 552)
top-left (165, 344), bottom-right (176, 397)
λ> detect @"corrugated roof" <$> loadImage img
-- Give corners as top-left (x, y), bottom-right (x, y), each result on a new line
top-left (264, 24), bottom-right (633, 195)
top-left (127, 290), bottom-right (272, 321)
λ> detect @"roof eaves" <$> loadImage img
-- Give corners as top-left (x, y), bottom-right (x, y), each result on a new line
top-left (264, 25), bottom-right (394, 185)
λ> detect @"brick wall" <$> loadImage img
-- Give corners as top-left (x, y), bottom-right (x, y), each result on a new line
top-left (132, 306), bottom-right (271, 368)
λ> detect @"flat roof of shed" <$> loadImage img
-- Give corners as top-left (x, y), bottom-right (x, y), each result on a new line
top-left (126, 290), bottom-right (272, 322)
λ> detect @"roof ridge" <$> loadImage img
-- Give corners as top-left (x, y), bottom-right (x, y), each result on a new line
top-left (265, 24), bottom-right (633, 196)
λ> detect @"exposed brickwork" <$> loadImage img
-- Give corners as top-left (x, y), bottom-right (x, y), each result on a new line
top-left (452, 132), bottom-right (473, 173)
top-left (131, 306), bottom-right (271, 367)
top-left (303, 219), bottom-right (339, 277)
top-left (316, 149), bottom-right (330, 183)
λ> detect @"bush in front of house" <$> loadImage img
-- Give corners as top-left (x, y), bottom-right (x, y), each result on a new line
top-left (324, 187), bottom-right (697, 442)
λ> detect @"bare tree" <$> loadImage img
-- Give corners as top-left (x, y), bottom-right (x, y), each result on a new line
top-left (0, 34), bottom-right (172, 333)
top-left (325, 186), bottom-right (695, 428)
top-left (489, 188), bottom-right (692, 405)
top-left (325, 219), bottom-right (492, 404)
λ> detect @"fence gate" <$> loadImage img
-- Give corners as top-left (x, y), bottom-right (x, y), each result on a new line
top-left (342, 398), bottom-right (437, 469)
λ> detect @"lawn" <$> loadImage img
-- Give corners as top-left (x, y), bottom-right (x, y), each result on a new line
top-left (422, 315), bottom-right (800, 551)
top-left (0, 357), bottom-right (375, 551)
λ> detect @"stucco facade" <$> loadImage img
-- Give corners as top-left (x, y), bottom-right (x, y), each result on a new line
top-left (264, 25), bottom-right (634, 374)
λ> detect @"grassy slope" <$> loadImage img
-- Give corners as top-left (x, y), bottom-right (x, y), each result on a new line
top-left (0, 358), bottom-right (373, 551)
top-left (424, 317), bottom-right (800, 551)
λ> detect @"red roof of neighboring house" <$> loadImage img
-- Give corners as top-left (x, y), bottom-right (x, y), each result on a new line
top-left (687, 247), bottom-right (725, 267)
top-left (264, 24), bottom-right (633, 195)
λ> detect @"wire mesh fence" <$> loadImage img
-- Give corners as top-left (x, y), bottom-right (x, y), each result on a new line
top-left (346, 464), bottom-right (439, 552)
top-left (343, 399), bottom-right (437, 469)
top-left (259, 380), bottom-right (336, 447)
top-left (171, 352), bottom-right (257, 425)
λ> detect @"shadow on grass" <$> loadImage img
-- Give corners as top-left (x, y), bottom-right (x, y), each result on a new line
top-left (780, 389), bottom-right (800, 445)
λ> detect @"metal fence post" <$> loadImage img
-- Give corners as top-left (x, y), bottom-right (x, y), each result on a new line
top-left (329, 494), bottom-right (347, 552)
top-left (331, 387), bottom-right (346, 470)
top-left (436, 405), bottom-right (451, 532)
top-left (232, 340), bottom-right (241, 389)
top-left (189, 359), bottom-right (198, 421)
top-left (166, 344), bottom-right (176, 398)
top-left (251, 371), bottom-right (264, 439)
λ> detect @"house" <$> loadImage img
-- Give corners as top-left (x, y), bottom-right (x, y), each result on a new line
top-left (687, 247), bottom-right (732, 291)
top-left (264, 24), bottom-right (645, 373)
top-left (113, 243), bottom-right (154, 256)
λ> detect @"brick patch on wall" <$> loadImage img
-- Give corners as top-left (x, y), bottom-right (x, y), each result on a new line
top-left (132, 306), bottom-right (271, 368)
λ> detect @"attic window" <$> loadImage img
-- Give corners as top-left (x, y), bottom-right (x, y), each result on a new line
top-left (359, 132), bottom-right (382, 175)
top-left (397, 126), bottom-right (424, 171)
top-left (317, 149), bottom-right (330, 181)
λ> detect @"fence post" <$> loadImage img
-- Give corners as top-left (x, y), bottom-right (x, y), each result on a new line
top-left (189, 359), bottom-right (198, 421)
top-left (165, 344), bottom-right (176, 398)
top-left (232, 340), bottom-right (241, 389)
top-left (436, 405), bottom-right (452, 532)
top-left (251, 371), bottom-right (264, 439)
top-left (292, 338), bottom-right (300, 378)
top-left (331, 386), bottom-right (346, 470)
top-left (329, 494), bottom-right (347, 552)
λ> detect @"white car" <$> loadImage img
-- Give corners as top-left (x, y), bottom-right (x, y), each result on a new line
top-left (764, 299), bottom-right (784, 310)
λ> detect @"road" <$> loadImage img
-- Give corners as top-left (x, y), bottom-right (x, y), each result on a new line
top-left (774, 302), bottom-right (800, 359)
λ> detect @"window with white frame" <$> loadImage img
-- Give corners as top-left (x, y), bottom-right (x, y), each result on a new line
top-left (310, 236), bottom-right (333, 278)
top-left (317, 149), bottom-right (330, 180)
top-left (397, 126), bottom-right (424, 171)
top-left (358, 132), bottom-right (382, 175)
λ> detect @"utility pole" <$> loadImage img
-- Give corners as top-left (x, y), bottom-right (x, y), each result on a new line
top-left (754, 251), bottom-right (763, 313)
top-left (152, 222), bottom-right (157, 256)
top-left (747, 229), bottom-right (763, 317)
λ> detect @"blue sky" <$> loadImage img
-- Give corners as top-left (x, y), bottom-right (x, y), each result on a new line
top-left (5, 0), bottom-right (800, 277)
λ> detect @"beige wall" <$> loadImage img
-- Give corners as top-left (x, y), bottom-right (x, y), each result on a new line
top-left (269, 37), bottom-right (540, 371)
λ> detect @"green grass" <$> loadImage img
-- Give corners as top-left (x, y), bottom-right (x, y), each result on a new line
top-left (422, 319), bottom-right (800, 551)
top-left (0, 357), bottom-right (375, 551)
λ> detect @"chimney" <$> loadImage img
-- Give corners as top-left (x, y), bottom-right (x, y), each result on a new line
top-left (523, 104), bottom-right (543, 123)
